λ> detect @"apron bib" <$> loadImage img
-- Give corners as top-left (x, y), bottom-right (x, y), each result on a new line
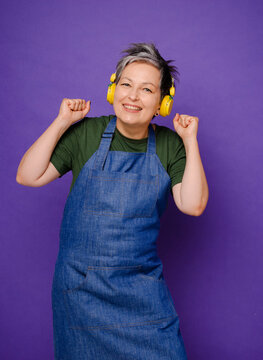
top-left (51, 116), bottom-right (187, 359)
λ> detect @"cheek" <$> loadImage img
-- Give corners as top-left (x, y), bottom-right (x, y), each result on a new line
top-left (114, 88), bottom-right (125, 105)
top-left (113, 90), bottom-right (124, 113)
top-left (113, 89), bottom-right (120, 107)
top-left (146, 97), bottom-right (159, 110)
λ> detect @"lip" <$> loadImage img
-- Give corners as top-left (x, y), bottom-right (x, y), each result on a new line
top-left (123, 103), bottom-right (142, 113)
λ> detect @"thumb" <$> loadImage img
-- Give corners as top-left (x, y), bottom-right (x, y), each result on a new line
top-left (173, 113), bottom-right (180, 132)
top-left (83, 100), bottom-right (91, 116)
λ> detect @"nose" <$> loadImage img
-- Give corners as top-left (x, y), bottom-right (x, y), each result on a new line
top-left (128, 86), bottom-right (139, 101)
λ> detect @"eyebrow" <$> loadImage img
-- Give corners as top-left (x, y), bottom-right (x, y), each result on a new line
top-left (122, 77), bottom-right (157, 88)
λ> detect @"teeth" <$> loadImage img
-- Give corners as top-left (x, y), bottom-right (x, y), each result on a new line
top-left (124, 104), bottom-right (141, 110)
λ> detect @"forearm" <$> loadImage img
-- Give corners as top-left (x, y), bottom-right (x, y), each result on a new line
top-left (16, 116), bottom-right (70, 184)
top-left (180, 137), bottom-right (209, 215)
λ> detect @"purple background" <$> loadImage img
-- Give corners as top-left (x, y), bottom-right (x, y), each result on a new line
top-left (1, 0), bottom-right (262, 359)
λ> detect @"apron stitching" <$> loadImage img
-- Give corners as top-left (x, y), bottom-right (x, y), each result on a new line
top-left (68, 315), bottom-right (177, 330)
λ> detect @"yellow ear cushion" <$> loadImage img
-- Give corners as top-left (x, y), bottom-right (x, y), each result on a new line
top-left (107, 83), bottom-right (116, 104)
top-left (159, 95), bottom-right (174, 117)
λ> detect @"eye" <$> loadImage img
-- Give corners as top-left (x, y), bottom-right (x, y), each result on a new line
top-left (143, 88), bottom-right (152, 93)
top-left (121, 83), bottom-right (130, 87)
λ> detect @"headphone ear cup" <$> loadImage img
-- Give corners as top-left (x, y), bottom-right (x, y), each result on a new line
top-left (107, 83), bottom-right (116, 104)
top-left (159, 95), bottom-right (174, 117)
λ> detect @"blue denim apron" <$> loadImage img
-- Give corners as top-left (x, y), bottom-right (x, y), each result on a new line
top-left (51, 116), bottom-right (187, 359)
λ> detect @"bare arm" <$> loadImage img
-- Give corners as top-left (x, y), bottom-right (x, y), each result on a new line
top-left (171, 113), bottom-right (209, 216)
top-left (16, 98), bottom-right (91, 187)
top-left (16, 117), bottom-right (70, 186)
top-left (172, 138), bottom-right (209, 216)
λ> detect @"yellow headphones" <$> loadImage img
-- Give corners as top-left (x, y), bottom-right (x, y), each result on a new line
top-left (107, 73), bottom-right (175, 117)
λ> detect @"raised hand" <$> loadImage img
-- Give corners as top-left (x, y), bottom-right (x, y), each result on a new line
top-left (58, 98), bottom-right (91, 126)
top-left (172, 113), bottom-right (199, 142)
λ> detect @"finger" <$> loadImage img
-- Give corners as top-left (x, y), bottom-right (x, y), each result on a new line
top-left (78, 99), bottom-right (85, 111)
top-left (65, 98), bottom-right (72, 107)
top-left (77, 99), bottom-right (84, 111)
top-left (80, 100), bottom-right (90, 117)
top-left (70, 99), bottom-right (76, 110)
top-left (78, 99), bottom-right (84, 111)
top-left (83, 100), bottom-right (91, 115)
top-left (83, 99), bottom-right (88, 110)
top-left (183, 119), bottom-right (188, 128)
top-left (75, 99), bottom-right (80, 111)
top-left (74, 99), bottom-right (80, 111)
top-left (75, 99), bottom-right (81, 111)
top-left (178, 116), bottom-right (186, 128)
top-left (70, 99), bottom-right (75, 110)
top-left (173, 113), bottom-right (181, 131)
top-left (68, 100), bottom-right (74, 110)
top-left (183, 117), bottom-right (189, 127)
top-left (173, 113), bottom-right (180, 123)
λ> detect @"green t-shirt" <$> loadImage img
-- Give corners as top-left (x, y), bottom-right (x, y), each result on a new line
top-left (50, 115), bottom-right (186, 194)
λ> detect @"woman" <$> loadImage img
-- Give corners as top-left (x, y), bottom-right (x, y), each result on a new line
top-left (17, 43), bottom-right (209, 359)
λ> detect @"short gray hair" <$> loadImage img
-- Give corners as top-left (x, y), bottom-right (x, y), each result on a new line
top-left (115, 42), bottom-right (180, 102)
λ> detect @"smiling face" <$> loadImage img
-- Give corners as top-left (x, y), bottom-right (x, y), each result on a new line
top-left (113, 61), bottom-right (161, 138)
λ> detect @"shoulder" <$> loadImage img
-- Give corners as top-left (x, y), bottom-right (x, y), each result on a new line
top-left (82, 114), bottom-right (115, 126)
top-left (72, 114), bottom-right (115, 136)
top-left (153, 123), bottom-right (183, 144)
top-left (56, 114), bottom-right (115, 150)
top-left (75, 115), bottom-right (114, 131)
top-left (154, 123), bottom-right (186, 166)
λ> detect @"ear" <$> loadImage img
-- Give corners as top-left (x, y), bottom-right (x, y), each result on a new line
top-left (155, 105), bottom-right (160, 116)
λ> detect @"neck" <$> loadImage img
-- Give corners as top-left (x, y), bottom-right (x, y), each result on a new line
top-left (116, 118), bottom-right (150, 139)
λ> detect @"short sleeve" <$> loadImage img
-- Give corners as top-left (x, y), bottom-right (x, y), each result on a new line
top-left (167, 132), bottom-right (186, 187)
top-left (50, 123), bottom-right (79, 178)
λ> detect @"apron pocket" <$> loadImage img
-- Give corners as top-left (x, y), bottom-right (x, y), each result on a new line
top-left (63, 265), bottom-right (177, 330)
top-left (84, 170), bottom-right (158, 218)
top-left (53, 257), bottom-right (91, 292)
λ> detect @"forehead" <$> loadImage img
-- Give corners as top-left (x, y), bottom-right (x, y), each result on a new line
top-left (120, 61), bottom-right (161, 85)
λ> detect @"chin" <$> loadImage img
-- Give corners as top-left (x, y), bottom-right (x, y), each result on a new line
top-left (115, 110), bottom-right (140, 124)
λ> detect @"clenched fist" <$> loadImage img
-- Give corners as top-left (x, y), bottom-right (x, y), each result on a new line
top-left (57, 98), bottom-right (91, 126)
top-left (173, 113), bottom-right (199, 142)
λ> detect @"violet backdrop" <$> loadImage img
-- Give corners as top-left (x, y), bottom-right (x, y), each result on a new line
top-left (1, 0), bottom-right (263, 359)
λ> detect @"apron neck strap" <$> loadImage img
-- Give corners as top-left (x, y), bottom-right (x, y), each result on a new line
top-left (93, 116), bottom-right (156, 170)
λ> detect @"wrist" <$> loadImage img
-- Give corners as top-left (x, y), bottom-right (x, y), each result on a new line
top-left (183, 136), bottom-right (198, 150)
top-left (54, 115), bottom-right (71, 130)
top-left (52, 116), bottom-right (72, 138)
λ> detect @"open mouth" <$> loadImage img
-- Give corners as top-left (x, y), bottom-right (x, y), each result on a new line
top-left (123, 104), bottom-right (142, 112)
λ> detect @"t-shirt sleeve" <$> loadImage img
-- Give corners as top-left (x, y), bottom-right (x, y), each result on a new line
top-left (50, 122), bottom-right (79, 178)
top-left (167, 131), bottom-right (186, 187)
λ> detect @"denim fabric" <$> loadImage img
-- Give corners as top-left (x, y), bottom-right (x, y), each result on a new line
top-left (51, 116), bottom-right (187, 359)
